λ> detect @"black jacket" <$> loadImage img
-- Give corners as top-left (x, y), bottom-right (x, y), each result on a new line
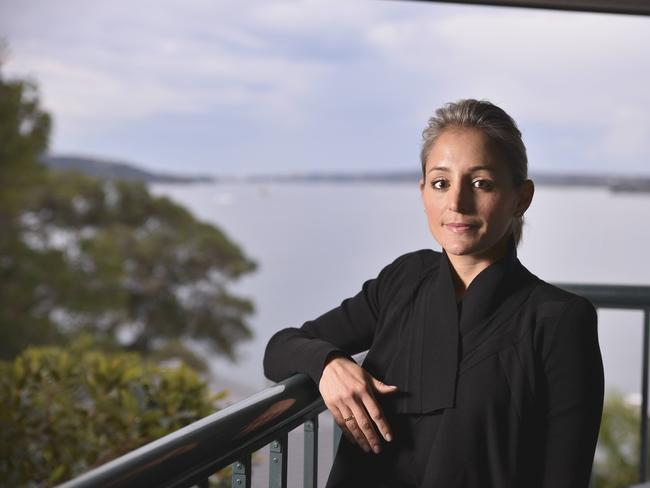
top-left (263, 246), bottom-right (604, 487)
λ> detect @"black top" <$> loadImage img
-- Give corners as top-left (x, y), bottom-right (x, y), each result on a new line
top-left (263, 246), bottom-right (604, 487)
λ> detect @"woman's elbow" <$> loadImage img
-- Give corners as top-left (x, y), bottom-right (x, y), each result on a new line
top-left (262, 329), bottom-right (292, 382)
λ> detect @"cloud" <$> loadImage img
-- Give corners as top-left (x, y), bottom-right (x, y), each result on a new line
top-left (2, 0), bottom-right (341, 133)
top-left (366, 7), bottom-right (650, 116)
top-left (363, 5), bottom-right (650, 167)
top-left (1, 0), bottom-right (649, 173)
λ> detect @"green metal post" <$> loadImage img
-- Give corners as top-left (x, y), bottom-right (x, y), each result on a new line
top-left (333, 422), bottom-right (342, 458)
top-left (232, 455), bottom-right (251, 488)
top-left (640, 309), bottom-right (650, 482)
top-left (304, 417), bottom-right (319, 488)
top-left (269, 433), bottom-right (288, 488)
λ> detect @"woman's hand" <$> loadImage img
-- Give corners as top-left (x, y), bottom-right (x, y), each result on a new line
top-left (319, 355), bottom-right (398, 454)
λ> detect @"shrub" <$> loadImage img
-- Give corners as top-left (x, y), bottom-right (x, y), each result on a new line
top-left (0, 339), bottom-right (226, 486)
top-left (593, 390), bottom-right (640, 488)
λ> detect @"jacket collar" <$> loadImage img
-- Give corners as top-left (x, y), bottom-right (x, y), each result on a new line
top-left (458, 240), bottom-right (520, 335)
top-left (420, 239), bottom-right (536, 412)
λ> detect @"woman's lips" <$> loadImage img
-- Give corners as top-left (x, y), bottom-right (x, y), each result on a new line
top-left (445, 223), bottom-right (478, 233)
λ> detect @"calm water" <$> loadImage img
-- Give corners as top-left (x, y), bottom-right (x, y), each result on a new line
top-left (150, 182), bottom-right (650, 399)
top-left (149, 182), bottom-right (650, 486)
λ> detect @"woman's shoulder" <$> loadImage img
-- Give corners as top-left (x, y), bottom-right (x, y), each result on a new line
top-left (372, 249), bottom-right (442, 301)
top-left (394, 248), bottom-right (443, 268)
top-left (524, 279), bottom-right (601, 378)
top-left (527, 277), bottom-right (597, 326)
top-left (379, 248), bottom-right (442, 282)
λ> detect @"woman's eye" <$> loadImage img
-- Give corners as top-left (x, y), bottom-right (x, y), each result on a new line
top-left (472, 179), bottom-right (493, 190)
top-left (431, 179), bottom-right (448, 190)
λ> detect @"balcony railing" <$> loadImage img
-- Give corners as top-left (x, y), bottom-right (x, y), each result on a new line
top-left (59, 283), bottom-right (650, 488)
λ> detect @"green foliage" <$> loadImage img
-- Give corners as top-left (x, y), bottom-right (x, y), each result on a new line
top-left (0, 339), bottom-right (227, 486)
top-left (0, 58), bottom-right (61, 357)
top-left (0, 62), bottom-right (257, 366)
top-left (593, 390), bottom-right (640, 488)
top-left (0, 59), bottom-right (50, 223)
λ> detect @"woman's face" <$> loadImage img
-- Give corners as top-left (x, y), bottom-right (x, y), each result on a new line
top-left (420, 128), bottom-right (533, 264)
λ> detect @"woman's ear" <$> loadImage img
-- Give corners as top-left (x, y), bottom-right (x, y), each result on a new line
top-left (419, 177), bottom-right (427, 207)
top-left (516, 179), bottom-right (535, 216)
top-left (419, 178), bottom-right (428, 213)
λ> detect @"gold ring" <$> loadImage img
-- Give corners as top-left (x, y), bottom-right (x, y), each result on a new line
top-left (344, 415), bottom-right (354, 422)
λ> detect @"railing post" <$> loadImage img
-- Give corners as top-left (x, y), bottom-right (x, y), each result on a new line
top-left (232, 455), bottom-right (252, 488)
top-left (333, 423), bottom-right (342, 459)
top-left (640, 309), bottom-right (650, 483)
top-left (304, 417), bottom-right (319, 488)
top-left (269, 433), bottom-right (288, 488)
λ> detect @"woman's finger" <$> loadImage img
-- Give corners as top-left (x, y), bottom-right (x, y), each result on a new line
top-left (330, 406), bottom-right (357, 445)
top-left (361, 391), bottom-right (393, 443)
top-left (348, 401), bottom-right (381, 454)
top-left (367, 375), bottom-right (397, 442)
top-left (341, 406), bottom-right (371, 453)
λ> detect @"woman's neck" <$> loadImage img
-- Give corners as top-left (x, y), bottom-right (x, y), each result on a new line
top-left (446, 235), bottom-right (511, 301)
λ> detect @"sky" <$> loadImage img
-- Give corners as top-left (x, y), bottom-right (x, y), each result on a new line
top-left (1, 0), bottom-right (650, 177)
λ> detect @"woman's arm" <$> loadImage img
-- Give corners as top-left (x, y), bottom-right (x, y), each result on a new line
top-left (263, 252), bottom-right (412, 384)
top-left (263, 253), bottom-right (413, 454)
top-left (540, 296), bottom-right (604, 487)
top-left (263, 274), bottom-right (380, 385)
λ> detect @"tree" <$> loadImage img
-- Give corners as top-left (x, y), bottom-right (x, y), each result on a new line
top-left (0, 43), bottom-right (50, 222)
top-left (0, 50), bottom-right (61, 356)
top-left (0, 59), bottom-right (257, 367)
top-left (0, 55), bottom-right (250, 486)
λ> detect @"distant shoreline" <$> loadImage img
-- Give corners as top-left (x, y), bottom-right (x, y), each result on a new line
top-left (43, 153), bottom-right (650, 193)
top-left (235, 171), bottom-right (650, 194)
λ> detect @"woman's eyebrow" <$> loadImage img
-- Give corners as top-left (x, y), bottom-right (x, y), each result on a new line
top-left (469, 165), bottom-right (497, 173)
top-left (427, 165), bottom-right (496, 174)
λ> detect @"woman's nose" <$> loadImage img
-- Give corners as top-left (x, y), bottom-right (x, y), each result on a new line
top-left (448, 183), bottom-right (471, 213)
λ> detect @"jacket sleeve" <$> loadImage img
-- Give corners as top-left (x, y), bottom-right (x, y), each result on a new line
top-left (263, 253), bottom-right (410, 385)
top-left (540, 296), bottom-right (604, 487)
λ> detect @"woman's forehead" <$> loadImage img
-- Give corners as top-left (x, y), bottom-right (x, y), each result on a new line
top-left (425, 129), bottom-right (509, 174)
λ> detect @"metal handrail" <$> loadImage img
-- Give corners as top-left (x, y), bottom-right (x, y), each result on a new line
top-left (58, 374), bottom-right (326, 488)
top-left (59, 283), bottom-right (650, 488)
top-left (555, 283), bottom-right (650, 309)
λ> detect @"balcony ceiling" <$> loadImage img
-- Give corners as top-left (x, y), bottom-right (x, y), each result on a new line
top-left (412, 0), bottom-right (650, 16)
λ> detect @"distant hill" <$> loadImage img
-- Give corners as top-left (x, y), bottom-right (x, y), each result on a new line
top-left (41, 155), bottom-right (216, 184)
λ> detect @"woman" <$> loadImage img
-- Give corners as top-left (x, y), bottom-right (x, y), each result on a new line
top-left (263, 99), bottom-right (604, 487)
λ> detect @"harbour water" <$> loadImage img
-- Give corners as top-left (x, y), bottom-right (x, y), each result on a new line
top-left (150, 181), bottom-right (650, 485)
top-left (150, 182), bottom-right (650, 397)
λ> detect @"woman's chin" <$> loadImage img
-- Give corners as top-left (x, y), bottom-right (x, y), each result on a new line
top-left (438, 236), bottom-right (480, 256)
top-left (442, 242), bottom-right (476, 257)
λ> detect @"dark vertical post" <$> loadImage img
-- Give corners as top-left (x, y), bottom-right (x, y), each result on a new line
top-left (304, 417), bottom-right (319, 488)
top-left (232, 455), bottom-right (251, 488)
top-left (640, 309), bottom-right (650, 482)
top-left (269, 433), bottom-right (288, 488)
top-left (333, 423), bottom-right (342, 459)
